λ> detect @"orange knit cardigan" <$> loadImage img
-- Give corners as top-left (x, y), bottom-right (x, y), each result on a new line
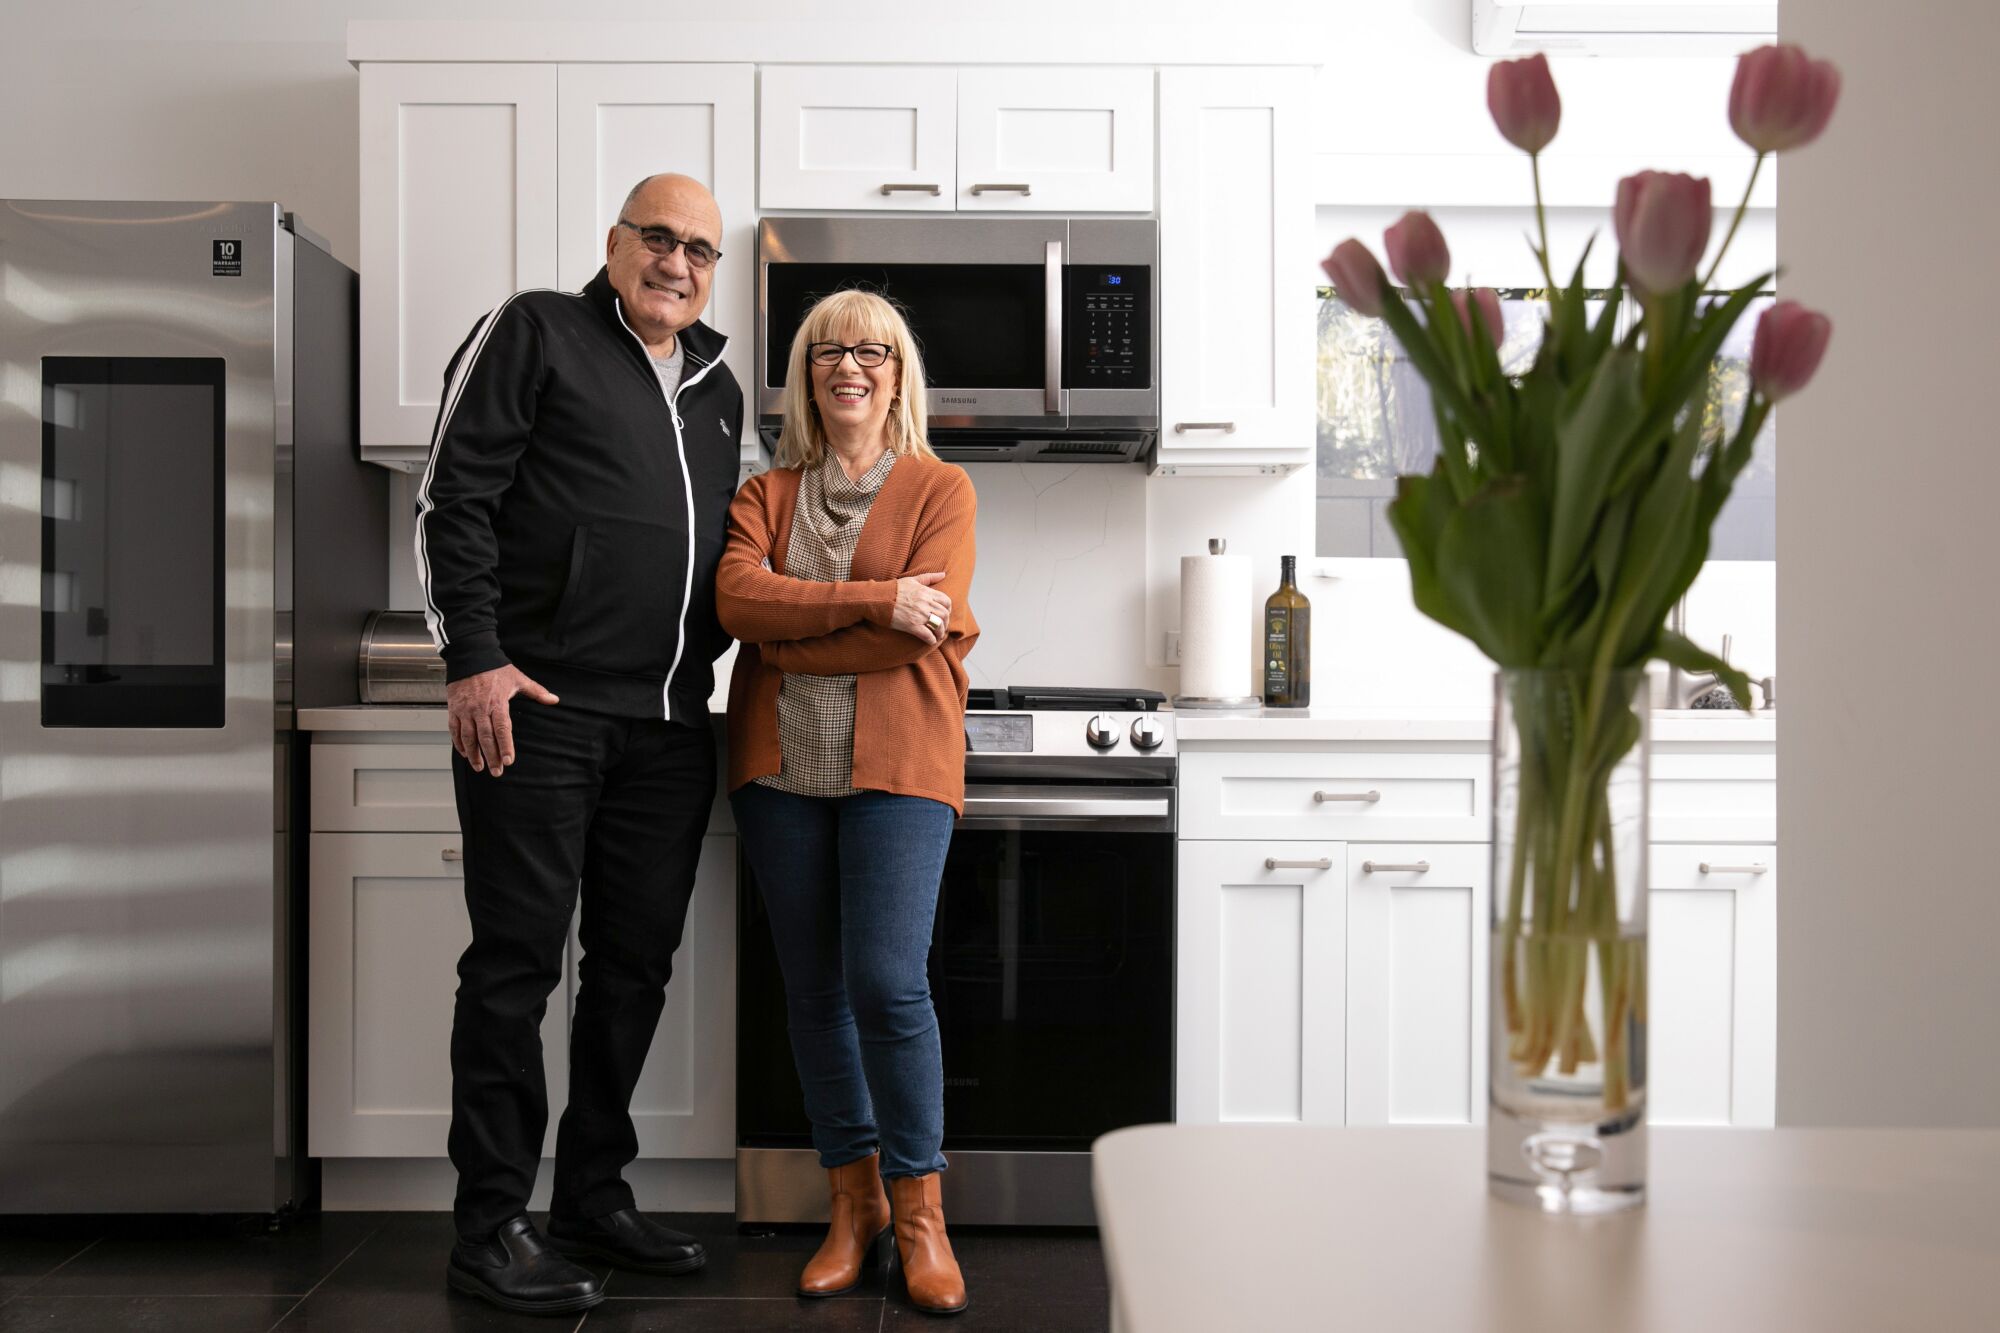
top-left (716, 454), bottom-right (979, 813)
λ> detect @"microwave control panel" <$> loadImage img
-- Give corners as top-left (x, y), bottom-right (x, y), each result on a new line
top-left (1064, 266), bottom-right (1152, 389)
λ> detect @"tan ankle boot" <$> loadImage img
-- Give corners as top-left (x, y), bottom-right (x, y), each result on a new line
top-left (797, 1152), bottom-right (892, 1298)
top-left (890, 1173), bottom-right (967, 1315)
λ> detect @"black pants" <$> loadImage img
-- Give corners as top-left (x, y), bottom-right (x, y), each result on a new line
top-left (447, 699), bottom-right (716, 1239)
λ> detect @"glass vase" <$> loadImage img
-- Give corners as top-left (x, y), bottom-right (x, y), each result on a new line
top-left (1488, 668), bottom-right (1649, 1214)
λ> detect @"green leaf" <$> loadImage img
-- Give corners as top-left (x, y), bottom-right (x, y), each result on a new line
top-left (1544, 350), bottom-right (1644, 614)
top-left (1653, 629), bottom-right (1756, 713)
top-left (1386, 469), bottom-right (1480, 644)
top-left (1436, 477), bottom-right (1546, 666)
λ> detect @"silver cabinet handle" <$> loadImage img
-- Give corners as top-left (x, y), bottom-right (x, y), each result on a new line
top-left (1314, 790), bottom-right (1381, 804)
top-left (971, 182), bottom-right (1033, 196)
top-left (1361, 860), bottom-right (1430, 874)
top-left (440, 848), bottom-right (463, 863)
top-left (1266, 857), bottom-right (1333, 872)
top-left (1044, 239), bottom-right (1064, 415)
top-left (880, 183), bottom-right (942, 195)
top-left (1173, 422), bottom-right (1237, 434)
top-left (1699, 862), bottom-right (1768, 875)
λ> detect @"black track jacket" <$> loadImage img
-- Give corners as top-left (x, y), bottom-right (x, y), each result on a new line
top-left (414, 268), bottom-right (742, 721)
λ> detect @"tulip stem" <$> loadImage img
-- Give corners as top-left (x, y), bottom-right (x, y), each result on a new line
top-left (1701, 151), bottom-right (1765, 291)
top-left (1531, 153), bottom-right (1558, 294)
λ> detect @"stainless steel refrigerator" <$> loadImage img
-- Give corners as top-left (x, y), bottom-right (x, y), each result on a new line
top-left (0, 201), bottom-right (385, 1212)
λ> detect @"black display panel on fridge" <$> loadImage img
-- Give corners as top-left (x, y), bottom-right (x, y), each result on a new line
top-left (41, 357), bottom-right (226, 727)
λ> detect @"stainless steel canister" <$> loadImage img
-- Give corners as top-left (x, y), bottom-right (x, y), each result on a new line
top-left (358, 610), bottom-right (446, 703)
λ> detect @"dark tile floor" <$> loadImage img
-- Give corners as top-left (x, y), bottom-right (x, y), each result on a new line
top-left (0, 1212), bottom-right (1111, 1332)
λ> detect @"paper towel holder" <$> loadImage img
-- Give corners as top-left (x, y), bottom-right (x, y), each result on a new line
top-left (1173, 535), bottom-right (1263, 713)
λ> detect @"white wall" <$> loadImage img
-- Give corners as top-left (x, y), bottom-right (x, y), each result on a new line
top-left (1777, 0), bottom-right (2000, 1126)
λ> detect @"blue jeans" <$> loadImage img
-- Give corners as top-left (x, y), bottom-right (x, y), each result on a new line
top-left (731, 782), bottom-right (956, 1179)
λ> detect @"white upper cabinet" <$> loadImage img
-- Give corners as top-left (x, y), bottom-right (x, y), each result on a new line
top-left (1156, 66), bottom-right (1313, 468)
top-left (759, 66), bottom-right (958, 212)
top-left (955, 68), bottom-right (1154, 212)
top-left (557, 64), bottom-right (755, 415)
top-left (360, 63), bottom-right (558, 453)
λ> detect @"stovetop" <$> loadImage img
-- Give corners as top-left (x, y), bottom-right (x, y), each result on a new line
top-left (967, 685), bottom-right (1167, 713)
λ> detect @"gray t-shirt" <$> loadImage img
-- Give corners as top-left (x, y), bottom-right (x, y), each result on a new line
top-left (650, 339), bottom-right (685, 403)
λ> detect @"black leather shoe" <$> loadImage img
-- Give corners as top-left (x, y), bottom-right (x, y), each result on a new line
top-left (546, 1207), bottom-right (707, 1275)
top-left (446, 1214), bottom-right (605, 1316)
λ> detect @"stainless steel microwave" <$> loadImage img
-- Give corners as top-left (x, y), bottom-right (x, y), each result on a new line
top-left (756, 216), bottom-right (1158, 463)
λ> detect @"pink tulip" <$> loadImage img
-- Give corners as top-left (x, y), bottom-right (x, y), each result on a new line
top-left (1451, 288), bottom-right (1504, 343)
top-left (1488, 53), bottom-right (1561, 154)
top-left (1322, 239), bottom-right (1389, 317)
top-left (1614, 172), bottom-right (1712, 296)
top-left (1730, 45), bottom-right (1841, 154)
top-left (1749, 300), bottom-right (1832, 401)
top-left (1384, 212), bottom-right (1451, 288)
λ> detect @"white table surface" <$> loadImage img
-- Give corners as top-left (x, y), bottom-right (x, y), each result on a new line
top-left (1091, 1124), bottom-right (1999, 1333)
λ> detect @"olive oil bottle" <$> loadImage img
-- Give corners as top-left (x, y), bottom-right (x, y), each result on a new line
top-left (1263, 555), bottom-right (1311, 708)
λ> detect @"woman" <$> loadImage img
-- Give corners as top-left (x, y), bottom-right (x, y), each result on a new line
top-left (716, 289), bottom-right (976, 1316)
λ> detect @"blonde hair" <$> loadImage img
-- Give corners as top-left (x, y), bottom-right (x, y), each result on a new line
top-left (774, 289), bottom-right (935, 469)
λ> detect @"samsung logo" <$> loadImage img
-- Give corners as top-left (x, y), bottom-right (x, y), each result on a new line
top-left (937, 395), bottom-right (979, 405)
top-left (942, 1076), bottom-right (981, 1088)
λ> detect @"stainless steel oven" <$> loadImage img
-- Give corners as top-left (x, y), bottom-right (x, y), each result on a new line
top-left (757, 217), bottom-right (1158, 463)
top-left (736, 687), bottom-right (1175, 1226)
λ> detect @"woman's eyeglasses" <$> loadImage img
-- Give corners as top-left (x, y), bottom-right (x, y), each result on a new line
top-left (806, 341), bottom-right (896, 368)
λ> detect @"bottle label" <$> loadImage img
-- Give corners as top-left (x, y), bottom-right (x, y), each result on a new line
top-left (1265, 611), bottom-right (1290, 697)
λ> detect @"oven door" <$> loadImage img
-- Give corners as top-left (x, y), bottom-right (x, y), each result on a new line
top-left (736, 782), bottom-right (1175, 1154)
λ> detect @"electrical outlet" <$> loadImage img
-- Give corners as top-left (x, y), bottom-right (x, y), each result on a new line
top-left (1165, 630), bottom-right (1182, 663)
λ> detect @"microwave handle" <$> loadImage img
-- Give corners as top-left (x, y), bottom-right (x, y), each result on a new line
top-left (1044, 240), bottom-right (1063, 415)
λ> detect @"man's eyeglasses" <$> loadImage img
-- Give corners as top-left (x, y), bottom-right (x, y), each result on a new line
top-left (807, 341), bottom-right (896, 368)
top-left (616, 220), bottom-right (722, 271)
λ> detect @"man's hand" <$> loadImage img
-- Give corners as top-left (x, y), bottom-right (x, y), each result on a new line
top-left (889, 572), bottom-right (952, 645)
top-left (447, 665), bottom-right (559, 777)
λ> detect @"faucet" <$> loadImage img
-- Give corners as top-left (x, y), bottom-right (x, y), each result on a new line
top-left (1665, 597), bottom-right (1771, 710)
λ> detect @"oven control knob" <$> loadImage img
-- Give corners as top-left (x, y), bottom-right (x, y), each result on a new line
top-left (1085, 713), bottom-right (1121, 750)
top-left (1130, 715), bottom-right (1166, 751)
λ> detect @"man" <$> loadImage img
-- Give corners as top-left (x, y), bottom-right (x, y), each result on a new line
top-left (416, 173), bottom-right (740, 1317)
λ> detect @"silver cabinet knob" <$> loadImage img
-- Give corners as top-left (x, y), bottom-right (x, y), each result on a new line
top-left (1085, 713), bottom-right (1121, 750)
top-left (1130, 715), bottom-right (1165, 751)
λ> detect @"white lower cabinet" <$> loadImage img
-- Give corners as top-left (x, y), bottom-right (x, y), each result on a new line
top-left (1646, 844), bottom-right (1778, 1127)
top-left (307, 739), bottom-right (737, 1160)
top-left (308, 831), bottom-right (568, 1157)
top-left (1344, 844), bottom-right (1489, 1126)
top-left (1176, 840), bottom-right (1345, 1125)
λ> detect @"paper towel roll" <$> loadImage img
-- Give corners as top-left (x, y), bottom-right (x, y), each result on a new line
top-left (1179, 548), bottom-right (1255, 702)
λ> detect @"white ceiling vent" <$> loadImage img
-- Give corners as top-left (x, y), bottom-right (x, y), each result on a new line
top-left (1472, 0), bottom-right (1778, 57)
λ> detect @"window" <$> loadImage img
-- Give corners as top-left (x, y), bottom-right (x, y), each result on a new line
top-left (1314, 289), bottom-right (1777, 561)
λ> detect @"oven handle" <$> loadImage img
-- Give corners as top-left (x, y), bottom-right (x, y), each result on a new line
top-left (1044, 239), bottom-right (1064, 415)
top-left (960, 785), bottom-right (1171, 825)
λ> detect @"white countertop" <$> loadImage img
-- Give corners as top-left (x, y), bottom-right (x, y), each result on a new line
top-left (299, 705), bottom-right (448, 732)
top-left (1172, 705), bottom-right (1776, 746)
top-left (1093, 1124), bottom-right (1997, 1333)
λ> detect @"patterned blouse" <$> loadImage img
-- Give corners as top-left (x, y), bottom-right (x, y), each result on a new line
top-left (753, 447), bottom-right (899, 798)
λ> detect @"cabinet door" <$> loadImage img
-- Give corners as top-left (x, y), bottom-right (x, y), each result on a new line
top-left (759, 66), bottom-right (957, 211)
top-left (308, 832), bottom-right (568, 1157)
top-left (1176, 841), bottom-right (1344, 1125)
top-left (1157, 67), bottom-right (1313, 462)
top-left (1647, 845), bottom-right (1778, 1126)
top-left (1345, 844), bottom-right (1489, 1125)
top-left (557, 64), bottom-right (755, 413)
top-left (360, 63), bottom-right (558, 452)
top-left (955, 68), bottom-right (1154, 212)
top-left (565, 835), bottom-right (737, 1157)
